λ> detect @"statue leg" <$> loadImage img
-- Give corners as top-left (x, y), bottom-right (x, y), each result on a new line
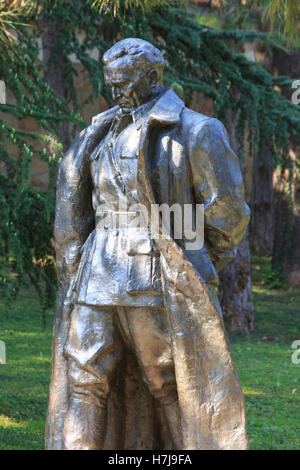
top-left (117, 306), bottom-right (183, 449)
top-left (62, 303), bottom-right (124, 450)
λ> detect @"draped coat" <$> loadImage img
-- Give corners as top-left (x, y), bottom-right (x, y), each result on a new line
top-left (45, 88), bottom-right (250, 450)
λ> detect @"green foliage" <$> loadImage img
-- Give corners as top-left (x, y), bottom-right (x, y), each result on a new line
top-left (195, 0), bottom-right (300, 46)
top-left (1, 0), bottom-right (300, 315)
top-left (202, 0), bottom-right (300, 41)
top-left (0, 14), bottom-right (83, 321)
top-left (264, 0), bottom-right (300, 40)
top-left (252, 254), bottom-right (287, 290)
top-left (42, 0), bottom-right (300, 157)
top-left (91, 0), bottom-right (167, 16)
top-left (0, 0), bottom-right (44, 56)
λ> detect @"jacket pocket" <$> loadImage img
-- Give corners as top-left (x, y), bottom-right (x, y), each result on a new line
top-left (126, 235), bottom-right (162, 295)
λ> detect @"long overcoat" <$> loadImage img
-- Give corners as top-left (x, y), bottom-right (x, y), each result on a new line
top-left (45, 88), bottom-right (250, 450)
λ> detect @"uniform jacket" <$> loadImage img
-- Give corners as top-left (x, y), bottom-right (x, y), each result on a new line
top-left (45, 88), bottom-right (250, 450)
top-left (72, 100), bottom-right (165, 307)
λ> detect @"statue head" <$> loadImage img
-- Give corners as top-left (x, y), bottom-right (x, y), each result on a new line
top-left (103, 38), bottom-right (165, 111)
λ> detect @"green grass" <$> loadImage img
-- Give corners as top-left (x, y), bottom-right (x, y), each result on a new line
top-left (229, 286), bottom-right (300, 450)
top-left (0, 258), bottom-right (300, 450)
top-left (0, 293), bottom-right (53, 450)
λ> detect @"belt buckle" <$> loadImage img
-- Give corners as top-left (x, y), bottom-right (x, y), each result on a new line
top-left (96, 209), bottom-right (142, 230)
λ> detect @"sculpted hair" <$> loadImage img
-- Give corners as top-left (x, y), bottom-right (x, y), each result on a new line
top-left (103, 38), bottom-right (165, 83)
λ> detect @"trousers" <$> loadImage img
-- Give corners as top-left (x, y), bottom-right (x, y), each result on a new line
top-left (62, 303), bottom-right (182, 449)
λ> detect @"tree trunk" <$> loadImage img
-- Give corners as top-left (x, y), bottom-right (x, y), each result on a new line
top-left (288, 211), bottom-right (300, 288)
top-left (40, 15), bottom-right (70, 152)
top-left (242, 41), bottom-right (274, 255)
top-left (219, 232), bottom-right (254, 331)
top-left (218, 108), bottom-right (255, 332)
top-left (272, 153), bottom-right (300, 287)
top-left (241, 43), bottom-right (300, 285)
top-left (271, 48), bottom-right (300, 286)
top-left (249, 145), bottom-right (274, 255)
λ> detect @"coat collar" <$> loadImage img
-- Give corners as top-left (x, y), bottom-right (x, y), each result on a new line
top-left (147, 87), bottom-right (185, 127)
top-left (92, 87), bottom-right (185, 131)
top-left (132, 87), bottom-right (185, 129)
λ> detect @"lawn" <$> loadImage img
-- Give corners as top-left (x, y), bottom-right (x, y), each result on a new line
top-left (0, 260), bottom-right (299, 450)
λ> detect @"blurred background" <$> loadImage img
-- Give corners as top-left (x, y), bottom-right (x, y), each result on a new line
top-left (0, 0), bottom-right (299, 450)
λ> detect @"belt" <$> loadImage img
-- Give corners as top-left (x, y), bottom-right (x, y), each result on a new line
top-left (95, 209), bottom-right (146, 231)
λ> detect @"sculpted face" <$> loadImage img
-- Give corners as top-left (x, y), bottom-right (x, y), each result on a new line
top-left (104, 59), bottom-right (158, 111)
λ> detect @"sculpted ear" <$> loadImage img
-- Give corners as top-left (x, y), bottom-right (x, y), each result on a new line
top-left (148, 69), bottom-right (158, 88)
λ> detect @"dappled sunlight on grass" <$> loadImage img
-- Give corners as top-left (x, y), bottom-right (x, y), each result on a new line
top-left (0, 415), bottom-right (25, 429)
top-left (242, 387), bottom-right (264, 396)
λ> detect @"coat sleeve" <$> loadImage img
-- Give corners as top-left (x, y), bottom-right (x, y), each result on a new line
top-left (54, 128), bottom-right (95, 296)
top-left (54, 105), bottom-right (118, 294)
top-left (46, 126), bottom-right (96, 449)
top-left (188, 117), bottom-right (250, 272)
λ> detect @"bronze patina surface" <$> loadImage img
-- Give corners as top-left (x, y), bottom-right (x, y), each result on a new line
top-left (45, 38), bottom-right (250, 450)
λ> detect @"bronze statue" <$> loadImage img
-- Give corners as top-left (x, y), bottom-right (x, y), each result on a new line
top-left (45, 38), bottom-right (250, 450)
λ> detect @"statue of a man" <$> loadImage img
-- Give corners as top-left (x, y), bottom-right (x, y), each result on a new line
top-left (45, 38), bottom-right (250, 450)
